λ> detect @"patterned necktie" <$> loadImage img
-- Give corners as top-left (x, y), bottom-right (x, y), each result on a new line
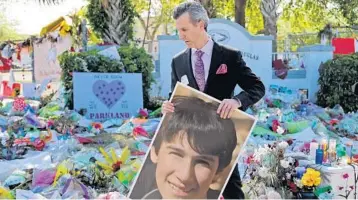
top-left (194, 50), bottom-right (205, 91)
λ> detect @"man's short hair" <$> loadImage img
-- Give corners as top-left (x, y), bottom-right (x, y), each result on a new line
top-left (173, 2), bottom-right (209, 31)
top-left (153, 96), bottom-right (237, 172)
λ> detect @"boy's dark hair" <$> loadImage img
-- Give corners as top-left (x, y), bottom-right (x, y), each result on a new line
top-left (153, 96), bottom-right (237, 172)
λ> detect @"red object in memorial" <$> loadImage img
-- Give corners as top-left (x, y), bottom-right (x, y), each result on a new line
top-left (1, 81), bottom-right (21, 97)
top-left (332, 38), bottom-right (355, 55)
top-left (0, 56), bottom-right (11, 72)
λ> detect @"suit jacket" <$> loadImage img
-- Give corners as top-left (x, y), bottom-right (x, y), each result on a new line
top-left (353, 82), bottom-right (358, 95)
top-left (170, 41), bottom-right (265, 111)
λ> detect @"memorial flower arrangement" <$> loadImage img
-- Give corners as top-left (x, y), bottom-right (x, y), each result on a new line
top-left (242, 141), bottom-right (299, 198)
top-left (242, 139), bottom-right (325, 199)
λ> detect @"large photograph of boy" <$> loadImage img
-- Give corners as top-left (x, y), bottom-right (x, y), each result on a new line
top-left (128, 83), bottom-right (256, 199)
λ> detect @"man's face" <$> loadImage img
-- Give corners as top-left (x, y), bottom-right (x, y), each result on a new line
top-left (175, 12), bottom-right (205, 48)
top-left (150, 133), bottom-right (219, 199)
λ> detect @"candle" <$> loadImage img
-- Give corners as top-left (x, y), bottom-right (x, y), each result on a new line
top-left (346, 141), bottom-right (353, 146)
top-left (321, 138), bottom-right (328, 150)
top-left (328, 150), bottom-right (337, 164)
top-left (346, 141), bottom-right (353, 157)
top-left (316, 147), bottom-right (324, 165)
top-left (310, 142), bottom-right (319, 159)
top-left (329, 139), bottom-right (336, 151)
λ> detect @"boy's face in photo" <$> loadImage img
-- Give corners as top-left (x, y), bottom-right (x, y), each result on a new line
top-left (150, 132), bottom-right (219, 199)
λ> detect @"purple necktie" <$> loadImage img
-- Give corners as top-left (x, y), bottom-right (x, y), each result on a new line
top-left (194, 50), bottom-right (205, 91)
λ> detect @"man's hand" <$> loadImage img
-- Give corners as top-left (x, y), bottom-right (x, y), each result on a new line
top-left (217, 99), bottom-right (241, 119)
top-left (161, 100), bottom-right (175, 115)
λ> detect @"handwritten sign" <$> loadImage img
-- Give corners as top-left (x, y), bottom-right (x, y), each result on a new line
top-left (33, 34), bottom-right (72, 83)
top-left (73, 72), bottom-right (143, 121)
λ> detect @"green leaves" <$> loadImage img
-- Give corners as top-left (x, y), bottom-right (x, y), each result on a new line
top-left (317, 53), bottom-right (358, 112)
top-left (58, 44), bottom-right (154, 109)
top-left (118, 44), bottom-right (155, 106)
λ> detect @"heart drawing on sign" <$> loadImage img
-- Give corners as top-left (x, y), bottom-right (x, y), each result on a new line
top-left (92, 80), bottom-right (126, 109)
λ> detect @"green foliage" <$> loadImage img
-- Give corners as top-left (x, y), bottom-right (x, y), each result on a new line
top-left (213, 0), bottom-right (234, 19)
top-left (117, 44), bottom-right (155, 108)
top-left (0, 12), bottom-right (28, 41)
top-left (317, 53), bottom-right (358, 112)
top-left (246, 0), bottom-right (264, 34)
top-left (331, 0), bottom-right (358, 26)
top-left (86, 0), bottom-right (108, 42)
top-left (58, 45), bottom-right (154, 109)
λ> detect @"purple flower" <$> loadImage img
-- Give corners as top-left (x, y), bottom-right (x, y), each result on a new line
top-left (343, 173), bottom-right (349, 179)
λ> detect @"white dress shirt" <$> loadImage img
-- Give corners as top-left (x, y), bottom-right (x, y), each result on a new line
top-left (191, 37), bottom-right (214, 82)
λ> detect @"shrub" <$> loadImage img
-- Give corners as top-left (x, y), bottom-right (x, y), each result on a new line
top-left (58, 45), bottom-right (155, 109)
top-left (316, 53), bottom-right (358, 112)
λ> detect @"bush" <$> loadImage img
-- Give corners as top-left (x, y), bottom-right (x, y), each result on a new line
top-left (316, 53), bottom-right (358, 112)
top-left (58, 45), bottom-right (155, 109)
top-left (117, 44), bottom-right (155, 108)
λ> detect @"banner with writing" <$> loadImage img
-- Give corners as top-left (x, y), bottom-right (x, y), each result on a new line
top-left (73, 72), bottom-right (143, 121)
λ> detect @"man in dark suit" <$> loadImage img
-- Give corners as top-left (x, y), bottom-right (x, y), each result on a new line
top-left (161, 2), bottom-right (265, 199)
top-left (352, 82), bottom-right (358, 95)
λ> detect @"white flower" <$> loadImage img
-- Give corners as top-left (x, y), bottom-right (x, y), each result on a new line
top-left (253, 146), bottom-right (268, 162)
top-left (278, 141), bottom-right (289, 149)
top-left (277, 126), bottom-right (285, 134)
top-left (294, 178), bottom-right (303, 188)
top-left (280, 160), bottom-right (290, 168)
top-left (286, 172), bottom-right (291, 180)
top-left (258, 167), bottom-right (269, 178)
top-left (287, 157), bottom-right (295, 164)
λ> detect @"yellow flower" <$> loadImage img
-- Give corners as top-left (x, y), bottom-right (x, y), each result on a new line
top-left (301, 168), bottom-right (321, 187)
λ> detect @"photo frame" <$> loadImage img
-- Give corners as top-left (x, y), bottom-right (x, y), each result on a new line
top-left (128, 82), bottom-right (257, 199)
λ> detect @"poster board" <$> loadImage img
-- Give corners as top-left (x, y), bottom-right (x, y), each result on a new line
top-left (128, 82), bottom-right (257, 199)
top-left (33, 34), bottom-right (72, 83)
top-left (73, 72), bottom-right (143, 122)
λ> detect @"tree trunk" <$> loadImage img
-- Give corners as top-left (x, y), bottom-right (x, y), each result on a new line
top-left (260, 0), bottom-right (280, 53)
top-left (164, 23), bottom-right (169, 35)
top-left (101, 0), bottom-right (135, 45)
top-left (142, 0), bottom-right (152, 47)
top-left (195, 0), bottom-right (217, 18)
top-left (235, 0), bottom-right (247, 28)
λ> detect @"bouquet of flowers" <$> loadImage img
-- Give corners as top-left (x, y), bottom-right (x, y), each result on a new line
top-left (242, 141), bottom-right (298, 199)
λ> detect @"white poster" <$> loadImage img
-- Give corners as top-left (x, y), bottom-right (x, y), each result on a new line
top-left (33, 34), bottom-right (72, 83)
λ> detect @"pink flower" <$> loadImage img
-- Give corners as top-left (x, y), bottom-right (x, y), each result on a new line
top-left (350, 186), bottom-right (354, 190)
top-left (47, 120), bottom-right (54, 127)
top-left (343, 173), bottom-right (349, 179)
top-left (139, 108), bottom-right (148, 118)
top-left (245, 155), bottom-right (254, 164)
